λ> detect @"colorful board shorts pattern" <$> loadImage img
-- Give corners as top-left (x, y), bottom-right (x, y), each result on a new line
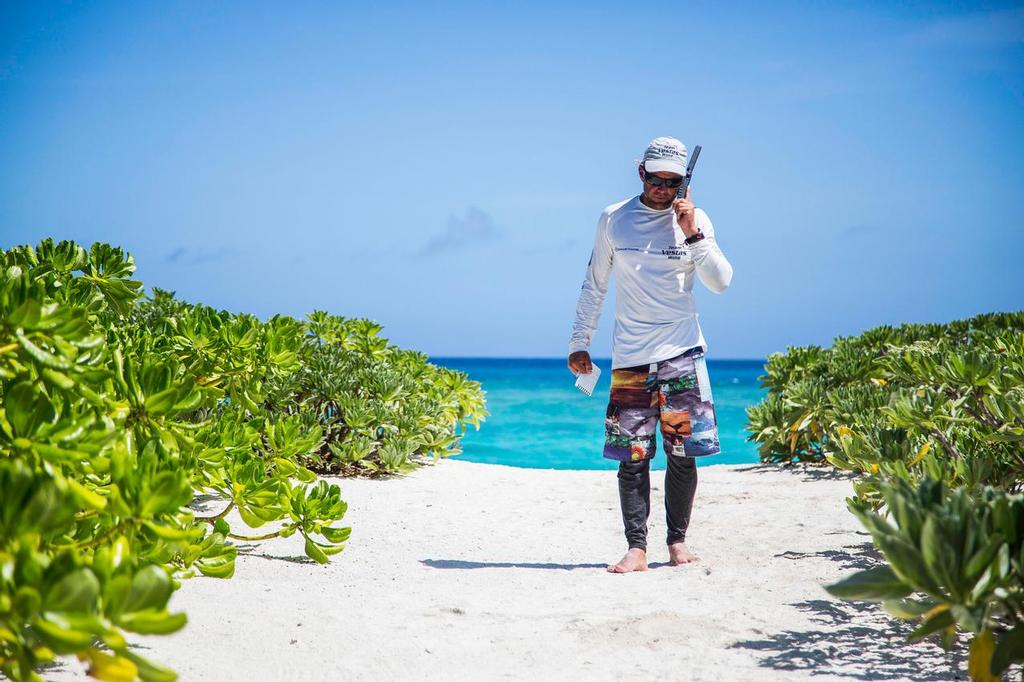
top-left (603, 347), bottom-right (720, 462)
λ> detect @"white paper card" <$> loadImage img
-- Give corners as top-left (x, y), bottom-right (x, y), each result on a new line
top-left (574, 365), bottom-right (601, 397)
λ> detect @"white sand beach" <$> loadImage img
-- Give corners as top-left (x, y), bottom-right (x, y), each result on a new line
top-left (49, 460), bottom-right (967, 681)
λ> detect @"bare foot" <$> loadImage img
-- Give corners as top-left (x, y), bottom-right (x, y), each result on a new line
top-left (668, 542), bottom-right (700, 565)
top-left (606, 548), bottom-right (647, 573)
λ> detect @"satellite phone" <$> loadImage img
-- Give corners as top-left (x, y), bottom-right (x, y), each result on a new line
top-left (677, 144), bottom-right (701, 199)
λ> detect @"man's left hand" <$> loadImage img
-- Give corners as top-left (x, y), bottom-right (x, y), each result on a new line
top-left (672, 186), bottom-right (697, 237)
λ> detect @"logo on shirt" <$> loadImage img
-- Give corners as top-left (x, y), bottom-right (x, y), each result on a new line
top-left (614, 245), bottom-right (688, 260)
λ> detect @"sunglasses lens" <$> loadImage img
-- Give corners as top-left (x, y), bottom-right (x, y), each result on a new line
top-left (645, 175), bottom-right (682, 188)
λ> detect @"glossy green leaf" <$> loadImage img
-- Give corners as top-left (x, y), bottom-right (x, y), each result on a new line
top-left (121, 566), bottom-right (173, 614)
top-left (45, 569), bottom-right (100, 613)
top-left (116, 610), bottom-right (187, 635)
top-left (320, 525), bottom-right (352, 544)
top-left (32, 615), bottom-right (94, 654)
top-left (907, 607), bottom-right (956, 643)
top-left (303, 536), bottom-right (329, 564)
top-left (826, 565), bottom-right (912, 601)
top-left (123, 650), bottom-right (179, 682)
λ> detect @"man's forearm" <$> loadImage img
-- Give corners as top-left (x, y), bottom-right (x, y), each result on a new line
top-left (568, 286), bottom-right (606, 353)
top-left (690, 239), bottom-right (733, 293)
top-left (570, 213), bottom-right (614, 352)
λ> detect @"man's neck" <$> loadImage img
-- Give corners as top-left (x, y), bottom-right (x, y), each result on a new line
top-left (639, 194), bottom-right (671, 210)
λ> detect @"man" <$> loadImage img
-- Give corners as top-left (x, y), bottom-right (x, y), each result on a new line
top-left (567, 136), bottom-right (734, 574)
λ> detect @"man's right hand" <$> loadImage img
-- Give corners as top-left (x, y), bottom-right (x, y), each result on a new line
top-left (568, 350), bottom-right (593, 375)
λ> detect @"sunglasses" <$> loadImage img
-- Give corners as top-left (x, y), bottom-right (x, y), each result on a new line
top-left (643, 173), bottom-right (683, 188)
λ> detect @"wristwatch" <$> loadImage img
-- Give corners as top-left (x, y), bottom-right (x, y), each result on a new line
top-left (684, 230), bottom-right (705, 245)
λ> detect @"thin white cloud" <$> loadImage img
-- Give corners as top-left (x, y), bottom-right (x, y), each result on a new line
top-left (417, 207), bottom-right (502, 256)
top-left (165, 246), bottom-right (234, 265)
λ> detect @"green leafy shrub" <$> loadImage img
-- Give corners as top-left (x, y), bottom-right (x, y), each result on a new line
top-left (747, 313), bottom-right (1024, 468)
top-left (827, 478), bottom-right (1024, 680)
top-left (746, 311), bottom-right (1024, 680)
top-left (0, 239), bottom-right (487, 681)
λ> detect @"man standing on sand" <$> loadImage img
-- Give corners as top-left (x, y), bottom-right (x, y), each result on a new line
top-left (567, 136), bottom-right (734, 574)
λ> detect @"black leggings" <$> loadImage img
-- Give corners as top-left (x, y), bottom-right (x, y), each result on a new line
top-left (617, 455), bottom-right (698, 551)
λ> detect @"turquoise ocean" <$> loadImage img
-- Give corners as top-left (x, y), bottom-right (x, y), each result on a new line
top-left (429, 357), bottom-right (768, 470)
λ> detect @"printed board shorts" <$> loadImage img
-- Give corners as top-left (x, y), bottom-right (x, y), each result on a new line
top-left (603, 346), bottom-right (720, 462)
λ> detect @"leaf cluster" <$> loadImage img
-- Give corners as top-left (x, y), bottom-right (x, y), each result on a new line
top-left (745, 311), bottom-right (1024, 680)
top-left (0, 239), bottom-right (487, 681)
top-left (826, 479), bottom-right (1024, 680)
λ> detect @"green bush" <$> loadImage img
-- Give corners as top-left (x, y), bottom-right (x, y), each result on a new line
top-left (827, 477), bottom-right (1024, 680)
top-left (746, 311), bottom-right (1024, 680)
top-left (0, 239), bottom-right (487, 681)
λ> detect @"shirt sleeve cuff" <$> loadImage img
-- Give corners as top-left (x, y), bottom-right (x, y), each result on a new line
top-left (687, 236), bottom-right (713, 254)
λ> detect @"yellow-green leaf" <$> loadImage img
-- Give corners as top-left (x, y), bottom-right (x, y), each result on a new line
top-left (968, 629), bottom-right (998, 682)
top-left (909, 441), bottom-right (931, 467)
top-left (85, 650), bottom-right (139, 682)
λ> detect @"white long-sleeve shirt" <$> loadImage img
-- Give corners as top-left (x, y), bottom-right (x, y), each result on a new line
top-left (568, 195), bottom-right (733, 369)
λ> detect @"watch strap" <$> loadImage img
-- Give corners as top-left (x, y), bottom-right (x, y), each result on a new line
top-left (684, 230), bottom-right (705, 245)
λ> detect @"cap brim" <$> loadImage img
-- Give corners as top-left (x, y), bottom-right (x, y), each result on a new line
top-left (643, 159), bottom-right (685, 175)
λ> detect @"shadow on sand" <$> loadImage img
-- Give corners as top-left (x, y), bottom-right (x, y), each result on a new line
top-left (732, 463), bottom-right (859, 483)
top-left (421, 558), bottom-right (694, 571)
top-left (422, 559), bottom-right (611, 570)
top-left (732, 541), bottom-right (967, 680)
top-left (730, 598), bottom-right (967, 680)
top-left (237, 544), bottom-right (318, 565)
top-left (774, 540), bottom-right (883, 572)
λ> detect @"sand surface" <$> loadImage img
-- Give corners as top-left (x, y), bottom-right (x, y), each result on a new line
top-left (48, 460), bottom-right (969, 681)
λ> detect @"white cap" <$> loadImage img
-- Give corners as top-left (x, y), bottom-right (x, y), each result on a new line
top-left (641, 136), bottom-right (687, 175)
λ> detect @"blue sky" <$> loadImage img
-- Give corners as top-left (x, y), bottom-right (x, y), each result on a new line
top-left (1, 1), bottom-right (1021, 359)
